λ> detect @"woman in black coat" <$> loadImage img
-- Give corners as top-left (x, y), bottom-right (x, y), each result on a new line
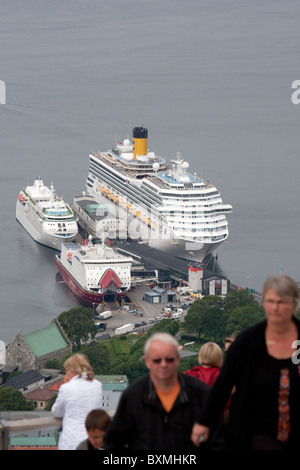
top-left (191, 274), bottom-right (300, 450)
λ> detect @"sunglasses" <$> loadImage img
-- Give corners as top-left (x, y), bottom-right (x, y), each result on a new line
top-left (151, 357), bottom-right (176, 364)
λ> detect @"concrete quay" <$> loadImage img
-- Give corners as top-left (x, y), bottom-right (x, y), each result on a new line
top-left (94, 285), bottom-right (187, 340)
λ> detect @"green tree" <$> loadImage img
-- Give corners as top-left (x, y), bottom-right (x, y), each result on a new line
top-left (82, 343), bottom-right (111, 375)
top-left (0, 387), bottom-right (35, 411)
top-left (199, 306), bottom-right (227, 343)
top-left (46, 358), bottom-right (65, 372)
top-left (226, 305), bottom-right (265, 335)
top-left (57, 306), bottom-right (97, 350)
top-left (45, 394), bottom-right (57, 411)
top-left (224, 289), bottom-right (257, 313)
top-left (183, 296), bottom-right (225, 339)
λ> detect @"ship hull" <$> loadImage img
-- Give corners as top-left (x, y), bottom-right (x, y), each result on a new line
top-left (147, 236), bottom-right (223, 263)
top-left (55, 255), bottom-right (125, 305)
top-left (16, 198), bottom-right (77, 251)
top-left (86, 188), bottom-right (225, 262)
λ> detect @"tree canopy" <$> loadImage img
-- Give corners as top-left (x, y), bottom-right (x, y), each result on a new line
top-left (183, 290), bottom-right (265, 343)
top-left (0, 387), bottom-right (35, 411)
top-left (57, 306), bottom-right (97, 350)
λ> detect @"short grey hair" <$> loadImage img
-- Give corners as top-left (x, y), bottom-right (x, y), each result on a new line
top-left (144, 332), bottom-right (181, 357)
top-left (263, 275), bottom-right (299, 307)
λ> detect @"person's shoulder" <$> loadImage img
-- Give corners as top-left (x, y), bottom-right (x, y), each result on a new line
top-left (235, 319), bottom-right (266, 343)
top-left (184, 366), bottom-right (201, 376)
top-left (180, 371), bottom-right (210, 391)
top-left (57, 381), bottom-right (69, 392)
top-left (226, 320), bottom-right (266, 357)
top-left (76, 439), bottom-right (90, 450)
top-left (122, 374), bottom-right (149, 394)
top-left (92, 377), bottom-right (103, 387)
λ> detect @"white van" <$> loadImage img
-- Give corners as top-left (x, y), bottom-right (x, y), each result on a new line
top-left (99, 310), bottom-right (112, 320)
top-left (173, 312), bottom-right (183, 319)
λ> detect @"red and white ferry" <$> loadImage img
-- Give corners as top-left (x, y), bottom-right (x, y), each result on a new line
top-left (55, 236), bottom-right (133, 304)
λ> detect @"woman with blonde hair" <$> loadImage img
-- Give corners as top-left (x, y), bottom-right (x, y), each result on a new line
top-left (184, 342), bottom-right (223, 387)
top-left (52, 353), bottom-right (102, 450)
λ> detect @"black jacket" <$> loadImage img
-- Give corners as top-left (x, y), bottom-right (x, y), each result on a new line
top-left (104, 371), bottom-right (224, 451)
top-left (197, 318), bottom-right (300, 450)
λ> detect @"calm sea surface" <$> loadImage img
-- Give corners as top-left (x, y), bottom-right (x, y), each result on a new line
top-left (1, 0), bottom-right (300, 344)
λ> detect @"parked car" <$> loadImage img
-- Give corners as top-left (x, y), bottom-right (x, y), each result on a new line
top-left (166, 303), bottom-right (175, 310)
top-left (134, 323), bottom-right (141, 328)
top-left (154, 316), bottom-right (163, 321)
top-left (129, 309), bottom-right (138, 315)
top-left (140, 321), bottom-right (147, 326)
top-left (149, 319), bottom-right (156, 324)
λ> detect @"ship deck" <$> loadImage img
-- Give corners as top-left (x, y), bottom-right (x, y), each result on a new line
top-left (91, 151), bottom-right (210, 192)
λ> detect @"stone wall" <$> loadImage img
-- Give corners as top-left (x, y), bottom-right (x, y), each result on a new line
top-left (5, 331), bottom-right (36, 372)
top-left (5, 319), bottom-right (72, 372)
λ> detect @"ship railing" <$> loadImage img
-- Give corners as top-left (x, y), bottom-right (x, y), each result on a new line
top-left (92, 152), bottom-right (138, 179)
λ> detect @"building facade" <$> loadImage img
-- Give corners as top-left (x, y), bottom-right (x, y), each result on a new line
top-left (5, 319), bottom-right (72, 372)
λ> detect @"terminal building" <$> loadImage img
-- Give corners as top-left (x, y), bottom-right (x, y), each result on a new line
top-left (118, 242), bottom-right (229, 296)
top-left (72, 193), bottom-right (127, 240)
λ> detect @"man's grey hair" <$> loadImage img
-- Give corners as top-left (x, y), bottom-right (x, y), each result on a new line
top-left (144, 332), bottom-right (181, 357)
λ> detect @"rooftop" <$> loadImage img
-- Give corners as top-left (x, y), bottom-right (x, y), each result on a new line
top-left (25, 388), bottom-right (55, 401)
top-left (24, 323), bottom-right (68, 357)
top-left (3, 370), bottom-right (45, 390)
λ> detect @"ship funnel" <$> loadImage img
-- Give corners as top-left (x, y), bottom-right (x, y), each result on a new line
top-left (133, 126), bottom-right (148, 159)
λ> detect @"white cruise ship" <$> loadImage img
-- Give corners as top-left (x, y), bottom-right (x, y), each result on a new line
top-left (16, 177), bottom-right (78, 250)
top-left (55, 236), bottom-right (133, 304)
top-left (86, 127), bottom-right (232, 262)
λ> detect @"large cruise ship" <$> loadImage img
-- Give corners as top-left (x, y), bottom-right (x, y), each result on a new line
top-left (55, 236), bottom-right (133, 304)
top-left (86, 127), bottom-right (232, 262)
top-left (16, 178), bottom-right (78, 250)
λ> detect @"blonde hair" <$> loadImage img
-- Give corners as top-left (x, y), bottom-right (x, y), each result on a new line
top-left (198, 342), bottom-right (223, 368)
top-left (64, 353), bottom-right (94, 381)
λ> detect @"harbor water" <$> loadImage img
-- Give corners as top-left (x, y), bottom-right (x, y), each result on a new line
top-left (0, 0), bottom-right (300, 344)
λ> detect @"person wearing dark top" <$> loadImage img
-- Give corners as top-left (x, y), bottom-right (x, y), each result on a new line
top-left (104, 332), bottom-right (225, 450)
top-left (191, 274), bottom-right (300, 450)
top-left (77, 409), bottom-right (111, 450)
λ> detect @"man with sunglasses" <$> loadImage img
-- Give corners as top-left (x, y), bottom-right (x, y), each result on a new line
top-left (104, 332), bottom-right (224, 450)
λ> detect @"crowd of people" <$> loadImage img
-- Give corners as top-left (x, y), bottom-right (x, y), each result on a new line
top-left (51, 274), bottom-right (300, 451)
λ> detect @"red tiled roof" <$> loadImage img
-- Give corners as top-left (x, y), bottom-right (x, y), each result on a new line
top-left (48, 379), bottom-right (64, 391)
top-left (25, 389), bottom-right (55, 401)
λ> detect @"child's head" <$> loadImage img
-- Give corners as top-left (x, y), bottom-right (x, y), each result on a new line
top-left (198, 341), bottom-right (223, 368)
top-left (85, 409), bottom-right (112, 449)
